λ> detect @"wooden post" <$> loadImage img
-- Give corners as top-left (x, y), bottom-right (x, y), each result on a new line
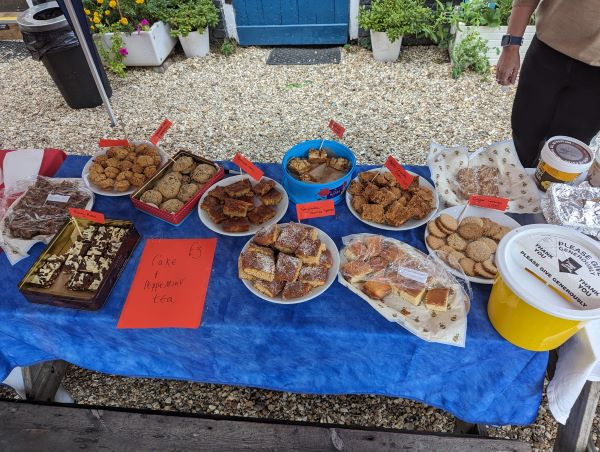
top-left (21, 360), bottom-right (68, 402)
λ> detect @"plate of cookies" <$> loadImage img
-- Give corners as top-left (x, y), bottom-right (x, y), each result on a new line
top-left (198, 175), bottom-right (288, 236)
top-left (82, 142), bottom-right (169, 196)
top-left (238, 222), bottom-right (340, 304)
top-left (424, 206), bottom-right (521, 284)
top-left (346, 168), bottom-right (438, 231)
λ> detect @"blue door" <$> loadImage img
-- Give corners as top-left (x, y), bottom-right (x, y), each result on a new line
top-left (233, 0), bottom-right (349, 46)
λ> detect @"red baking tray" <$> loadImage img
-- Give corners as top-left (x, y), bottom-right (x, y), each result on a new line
top-left (130, 151), bottom-right (224, 225)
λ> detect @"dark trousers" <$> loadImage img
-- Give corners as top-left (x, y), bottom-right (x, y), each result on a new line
top-left (511, 36), bottom-right (600, 167)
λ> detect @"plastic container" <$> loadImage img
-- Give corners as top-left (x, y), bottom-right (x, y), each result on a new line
top-left (489, 224), bottom-right (600, 351)
top-left (534, 136), bottom-right (594, 191)
top-left (179, 27), bottom-right (210, 58)
top-left (586, 151), bottom-right (600, 187)
top-left (282, 140), bottom-right (356, 205)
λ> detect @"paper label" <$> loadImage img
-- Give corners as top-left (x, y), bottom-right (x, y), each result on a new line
top-left (398, 267), bottom-right (429, 284)
top-left (515, 234), bottom-right (600, 310)
top-left (468, 194), bottom-right (509, 211)
top-left (384, 155), bottom-right (415, 190)
top-left (69, 208), bottom-right (105, 224)
top-left (117, 238), bottom-right (217, 329)
top-left (296, 200), bottom-right (335, 221)
top-left (232, 153), bottom-right (264, 181)
top-left (46, 193), bottom-right (70, 203)
top-left (149, 119), bottom-right (173, 145)
top-left (328, 119), bottom-right (345, 138)
top-left (98, 139), bottom-right (129, 147)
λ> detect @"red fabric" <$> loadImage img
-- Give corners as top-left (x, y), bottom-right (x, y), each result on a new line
top-left (0, 149), bottom-right (67, 189)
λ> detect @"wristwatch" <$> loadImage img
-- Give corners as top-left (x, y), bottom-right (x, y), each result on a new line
top-left (501, 35), bottom-right (524, 47)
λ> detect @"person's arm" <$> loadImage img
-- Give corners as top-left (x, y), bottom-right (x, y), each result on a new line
top-left (496, 2), bottom-right (539, 85)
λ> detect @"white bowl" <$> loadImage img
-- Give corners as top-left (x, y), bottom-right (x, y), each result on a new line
top-left (198, 175), bottom-right (289, 237)
top-left (240, 224), bottom-right (340, 304)
top-left (424, 205), bottom-right (522, 284)
top-left (346, 168), bottom-right (439, 231)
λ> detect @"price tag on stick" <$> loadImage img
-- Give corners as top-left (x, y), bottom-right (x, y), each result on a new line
top-left (468, 194), bottom-right (509, 211)
top-left (98, 139), bottom-right (129, 148)
top-left (384, 155), bottom-right (415, 190)
top-left (149, 119), bottom-right (173, 145)
top-left (296, 200), bottom-right (335, 221)
top-left (69, 208), bottom-right (105, 224)
top-left (328, 119), bottom-right (345, 139)
top-left (232, 152), bottom-right (264, 181)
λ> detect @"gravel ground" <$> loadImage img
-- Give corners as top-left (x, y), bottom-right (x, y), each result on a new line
top-left (0, 44), bottom-right (598, 451)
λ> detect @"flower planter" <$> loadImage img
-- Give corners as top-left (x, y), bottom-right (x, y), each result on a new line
top-left (370, 30), bottom-right (402, 62)
top-left (95, 21), bottom-right (177, 67)
top-left (179, 27), bottom-right (210, 58)
top-left (451, 23), bottom-right (536, 66)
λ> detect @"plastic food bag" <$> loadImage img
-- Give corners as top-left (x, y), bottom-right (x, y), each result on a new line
top-left (338, 234), bottom-right (469, 347)
top-left (428, 140), bottom-right (541, 213)
top-left (0, 176), bottom-right (94, 265)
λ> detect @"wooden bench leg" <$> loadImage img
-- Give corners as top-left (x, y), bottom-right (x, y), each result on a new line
top-left (554, 381), bottom-right (600, 452)
top-left (21, 360), bottom-right (68, 402)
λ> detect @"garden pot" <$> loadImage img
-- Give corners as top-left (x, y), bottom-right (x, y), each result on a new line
top-left (179, 27), bottom-right (210, 58)
top-left (95, 21), bottom-right (176, 67)
top-left (451, 23), bottom-right (536, 65)
top-left (370, 30), bottom-right (402, 62)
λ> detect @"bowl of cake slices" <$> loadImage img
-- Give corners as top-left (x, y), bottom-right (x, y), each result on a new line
top-left (237, 222), bottom-right (340, 304)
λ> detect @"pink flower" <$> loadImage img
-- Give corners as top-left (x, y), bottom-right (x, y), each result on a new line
top-left (140, 19), bottom-right (149, 26)
top-left (118, 47), bottom-right (128, 56)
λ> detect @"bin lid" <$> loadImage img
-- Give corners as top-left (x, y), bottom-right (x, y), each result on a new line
top-left (17, 1), bottom-right (69, 33)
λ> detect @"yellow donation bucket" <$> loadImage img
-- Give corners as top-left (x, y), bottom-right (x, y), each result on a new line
top-left (489, 225), bottom-right (600, 351)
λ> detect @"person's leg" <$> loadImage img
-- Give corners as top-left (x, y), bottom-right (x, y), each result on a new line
top-left (511, 37), bottom-right (569, 167)
top-left (546, 61), bottom-right (600, 147)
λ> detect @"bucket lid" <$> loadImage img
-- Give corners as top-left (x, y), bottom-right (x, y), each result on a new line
top-left (496, 224), bottom-right (600, 321)
top-left (17, 2), bottom-right (69, 33)
top-left (540, 136), bottom-right (594, 173)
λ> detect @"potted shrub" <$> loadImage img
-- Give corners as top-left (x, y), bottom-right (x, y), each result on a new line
top-left (83, 0), bottom-right (177, 74)
top-left (165, 0), bottom-right (219, 58)
top-left (358, 0), bottom-right (431, 62)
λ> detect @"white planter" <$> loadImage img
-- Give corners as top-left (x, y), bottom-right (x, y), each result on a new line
top-left (370, 30), bottom-right (402, 62)
top-left (451, 23), bottom-right (536, 65)
top-left (179, 27), bottom-right (210, 58)
top-left (95, 21), bottom-right (177, 67)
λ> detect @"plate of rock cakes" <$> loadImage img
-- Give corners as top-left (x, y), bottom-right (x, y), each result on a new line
top-left (198, 175), bottom-right (288, 236)
top-left (238, 222), bottom-right (340, 304)
top-left (346, 168), bottom-right (438, 231)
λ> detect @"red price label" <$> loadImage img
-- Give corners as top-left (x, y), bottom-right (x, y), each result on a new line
top-left (232, 152), bottom-right (264, 181)
top-left (328, 119), bottom-right (345, 138)
top-left (384, 155), bottom-right (414, 190)
top-left (98, 139), bottom-right (129, 147)
top-left (296, 200), bottom-right (335, 221)
top-left (149, 119), bottom-right (173, 145)
top-left (468, 195), bottom-right (509, 211)
top-left (69, 208), bottom-right (105, 224)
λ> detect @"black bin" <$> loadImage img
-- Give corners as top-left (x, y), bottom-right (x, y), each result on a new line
top-left (17, 1), bottom-right (112, 109)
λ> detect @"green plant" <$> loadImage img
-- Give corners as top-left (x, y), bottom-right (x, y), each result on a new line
top-left (450, 30), bottom-right (490, 79)
top-left (165, 0), bottom-right (219, 37)
top-left (97, 31), bottom-right (126, 77)
top-left (421, 0), bottom-right (456, 47)
top-left (220, 38), bottom-right (236, 56)
top-left (358, 0), bottom-right (432, 43)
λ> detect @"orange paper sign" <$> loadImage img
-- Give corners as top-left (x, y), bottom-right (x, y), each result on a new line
top-left (296, 200), bottom-right (335, 221)
top-left (232, 152), bottom-right (264, 181)
top-left (149, 119), bottom-right (173, 145)
top-left (468, 194), bottom-right (509, 211)
top-left (117, 238), bottom-right (217, 329)
top-left (328, 119), bottom-right (345, 138)
top-left (69, 208), bottom-right (105, 224)
top-left (384, 155), bottom-right (414, 190)
top-left (98, 139), bottom-right (129, 147)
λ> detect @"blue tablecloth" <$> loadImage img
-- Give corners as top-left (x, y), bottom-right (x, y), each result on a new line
top-left (0, 156), bottom-right (547, 425)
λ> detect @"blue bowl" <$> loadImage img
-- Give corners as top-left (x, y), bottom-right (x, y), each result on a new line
top-left (282, 140), bottom-right (356, 205)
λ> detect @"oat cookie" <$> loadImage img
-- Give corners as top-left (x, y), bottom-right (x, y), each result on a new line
top-left (459, 257), bottom-right (476, 276)
top-left (458, 221), bottom-right (483, 240)
top-left (474, 262), bottom-right (495, 279)
top-left (479, 237), bottom-right (498, 253)
top-left (447, 233), bottom-right (467, 252)
top-left (427, 221), bottom-right (447, 239)
top-left (466, 240), bottom-right (492, 262)
top-left (438, 214), bottom-right (458, 232)
top-left (483, 259), bottom-right (498, 275)
top-left (426, 235), bottom-right (445, 250)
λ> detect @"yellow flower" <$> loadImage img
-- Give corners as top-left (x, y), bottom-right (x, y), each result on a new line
top-left (84, 8), bottom-right (91, 15)
top-left (97, 0), bottom-right (103, 4)
top-left (91, 25), bottom-right (95, 30)
top-left (93, 17), bottom-right (100, 23)
top-left (105, 9), bottom-right (110, 15)
top-left (109, 0), bottom-right (116, 7)
top-left (120, 17), bottom-right (128, 25)
top-left (135, 0), bottom-right (144, 4)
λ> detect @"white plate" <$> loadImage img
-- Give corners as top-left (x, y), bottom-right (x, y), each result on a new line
top-left (240, 224), bottom-right (340, 304)
top-left (81, 141), bottom-right (169, 197)
top-left (198, 175), bottom-right (289, 237)
top-left (346, 168), bottom-right (439, 231)
top-left (424, 205), bottom-right (522, 285)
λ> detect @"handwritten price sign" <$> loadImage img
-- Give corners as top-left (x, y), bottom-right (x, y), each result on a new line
top-left (69, 208), bottom-right (105, 224)
top-left (384, 155), bottom-right (414, 190)
top-left (98, 139), bottom-right (129, 148)
top-left (232, 152), bottom-right (264, 181)
top-left (296, 200), bottom-right (335, 221)
top-left (468, 194), bottom-right (509, 211)
top-left (149, 119), bottom-right (172, 145)
top-left (328, 119), bottom-right (345, 139)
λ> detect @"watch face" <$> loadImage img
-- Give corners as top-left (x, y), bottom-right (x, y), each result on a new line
top-left (501, 35), bottom-right (510, 46)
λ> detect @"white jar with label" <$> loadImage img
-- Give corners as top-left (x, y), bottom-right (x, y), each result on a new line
top-left (586, 151), bottom-right (600, 187)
